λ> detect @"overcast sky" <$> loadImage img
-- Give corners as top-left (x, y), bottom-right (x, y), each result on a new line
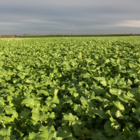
top-left (0, 0), bottom-right (140, 35)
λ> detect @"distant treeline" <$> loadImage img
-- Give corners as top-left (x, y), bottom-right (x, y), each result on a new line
top-left (0, 35), bottom-right (20, 38)
top-left (20, 34), bottom-right (132, 38)
top-left (0, 34), bottom-right (140, 38)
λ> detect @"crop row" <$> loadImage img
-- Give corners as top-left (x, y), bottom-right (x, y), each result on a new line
top-left (0, 37), bottom-right (140, 139)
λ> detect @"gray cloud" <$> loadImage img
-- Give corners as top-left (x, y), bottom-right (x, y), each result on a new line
top-left (0, 0), bottom-right (140, 35)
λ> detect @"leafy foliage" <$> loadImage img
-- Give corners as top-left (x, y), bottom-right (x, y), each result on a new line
top-left (0, 37), bottom-right (140, 139)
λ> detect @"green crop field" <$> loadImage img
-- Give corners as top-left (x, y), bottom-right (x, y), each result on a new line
top-left (0, 36), bottom-right (140, 139)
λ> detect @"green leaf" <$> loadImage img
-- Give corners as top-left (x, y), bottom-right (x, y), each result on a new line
top-left (49, 112), bottom-right (55, 119)
top-left (91, 86), bottom-right (105, 96)
top-left (104, 120), bottom-right (116, 136)
top-left (32, 111), bottom-right (46, 122)
top-left (17, 64), bottom-right (23, 70)
top-left (5, 106), bottom-right (18, 118)
top-left (58, 125), bottom-right (72, 138)
top-left (51, 94), bottom-right (59, 104)
top-left (82, 127), bottom-right (94, 136)
top-left (0, 97), bottom-right (5, 106)
top-left (127, 79), bottom-right (132, 86)
top-left (134, 79), bottom-right (140, 84)
top-left (73, 104), bottom-right (83, 115)
top-left (110, 88), bottom-right (121, 96)
top-left (21, 98), bottom-right (35, 107)
top-left (126, 122), bottom-right (134, 130)
top-left (56, 137), bottom-right (63, 140)
top-left (72, 123), bottom-right (82, 137)
top-left (50, 104), bottom-right (56, 109)
top-left (129, 63), bottom-right (136, 68)
top-left (118, 92), bottom-right (135, 103)
top-left (37, 90), bottom-right (49, 96)
top-left (0, 127), bottom-right (11, 136)
top-left (80, 96), bottom-right (88, 106)
top-left (63, 113), bottom-right (78, 121)
top-left (0, 106), bottom-right (4, 114)
top-left (91, 96), bottom-right (103, 102)
top-left (28, 132), bottom-right (38, 140)
top-left (20, 108), bottom-right (31, 119)
top-left (113, 101), bottom-right (125, 111)
top-left (88, 107), bottom-right (105, 118)
top-left (100, 80), bottom-right (107, 86)
top-left (25, 79), bottom-right (33, 84)
top-left (0, 70), bottom-right (7, 77)
top-left (54, 88), bottom-right (59, 95)
top-left (115, 110), bottom-right (123, 118)
top-left (110, 117), bottom-right (121, 131)
top-left (31, 112), bottom-right (41, 122)
top-left (94, 77), bottom-right (107, 86)
top-left (38, 125), bottom-right (57, 140)
top-left (123, 126), bottom-right (131, 138)
top-left (91, 131), bottom-right (108, 140)
top-left (18, 73), bottom-right (25, 79)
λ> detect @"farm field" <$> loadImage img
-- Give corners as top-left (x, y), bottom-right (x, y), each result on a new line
top-left (0, 36), bottom-right (140, 139)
